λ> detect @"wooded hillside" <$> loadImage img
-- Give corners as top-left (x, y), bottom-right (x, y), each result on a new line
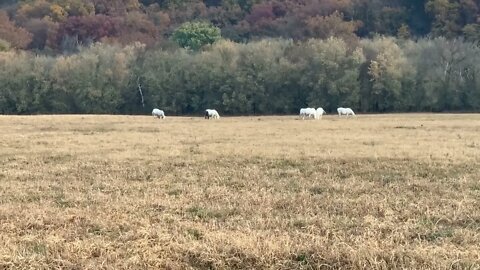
top-left (2, 0), bottom-right (479, 51)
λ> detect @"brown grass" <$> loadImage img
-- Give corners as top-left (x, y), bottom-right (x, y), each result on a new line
top-left (0, 114), bottom-right (479, 269)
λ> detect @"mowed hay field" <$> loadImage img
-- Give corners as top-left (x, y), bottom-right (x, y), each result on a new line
top-left (0, 114), bottom-right (479, 269)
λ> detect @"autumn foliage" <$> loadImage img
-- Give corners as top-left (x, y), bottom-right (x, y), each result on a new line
top-left (0, 0), bottom-right (479, 51)
top-left (0, 11), bottom-right (32, 49)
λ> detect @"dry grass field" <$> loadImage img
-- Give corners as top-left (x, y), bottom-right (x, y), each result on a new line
top-left (0, 114), bottom-right (479, 269)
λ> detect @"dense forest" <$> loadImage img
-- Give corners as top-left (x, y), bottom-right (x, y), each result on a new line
top-left (1, 0), bottom-right (480, 114)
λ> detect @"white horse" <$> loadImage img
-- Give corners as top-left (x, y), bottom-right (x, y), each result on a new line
top-left (205, 109), bottom-right (220, 119)
top-left (315, 107), bottom-right (326, 119)
top-left (152, 108), bottom-right (165, 119)
top-left (337, 107), bottom-right (355, 117)
top-left (300, 108), bottom-right (316, 119)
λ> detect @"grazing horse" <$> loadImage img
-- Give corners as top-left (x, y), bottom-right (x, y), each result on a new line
top-left (299, 108), bottom-right (316, 120)
top-left (205, 109), bottom-right (220, 119)
top-left (152, 108), bottom-right (165, 119)
top-left (337, 107), bottom-right (355, 117)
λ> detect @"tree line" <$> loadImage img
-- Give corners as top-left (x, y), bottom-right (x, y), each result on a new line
top-left (1, 36), bottom-right (479, 115)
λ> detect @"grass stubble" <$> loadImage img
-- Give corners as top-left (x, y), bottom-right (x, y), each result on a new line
top-left (0, 114), bottom-right (479, 269)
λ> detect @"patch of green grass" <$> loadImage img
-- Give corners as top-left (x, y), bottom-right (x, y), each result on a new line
top-left (22, 241), bottom-right (48, 256)
top-left (292, 251), bottom-right (314, 265)
top-left (42, 154), bottom-right (73, 164)
top-left (309, 186), bottom-right (324, 195)
top-left (167, 189), bottom-right (183, 196)
top-left (53, 192), bottom-right (74, 208)
top-left (24, 193), bottom-right (42, 203)
top-left (417, 228), bottom-right (454, 242)
top-left (124, 168), bottom-right (153, 182)
top-left (149, 203), bottom-right (165, 213)
top-left (466, 142), bottom-right (477, 148)
top-left (470, 184), bottom-right (480, 191)
top-left (87, 224), bottom-right (104, 235)
top-left (186, 206), bottom-right (239, 221)
top-left (186, 228), bottom-right (203, 240)
top-left (363, 141), bottom-right (377, 146)
top-left (394, 126), bottom-right (417, 129)
top-left (292, 219), bottom-right (308, 229)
